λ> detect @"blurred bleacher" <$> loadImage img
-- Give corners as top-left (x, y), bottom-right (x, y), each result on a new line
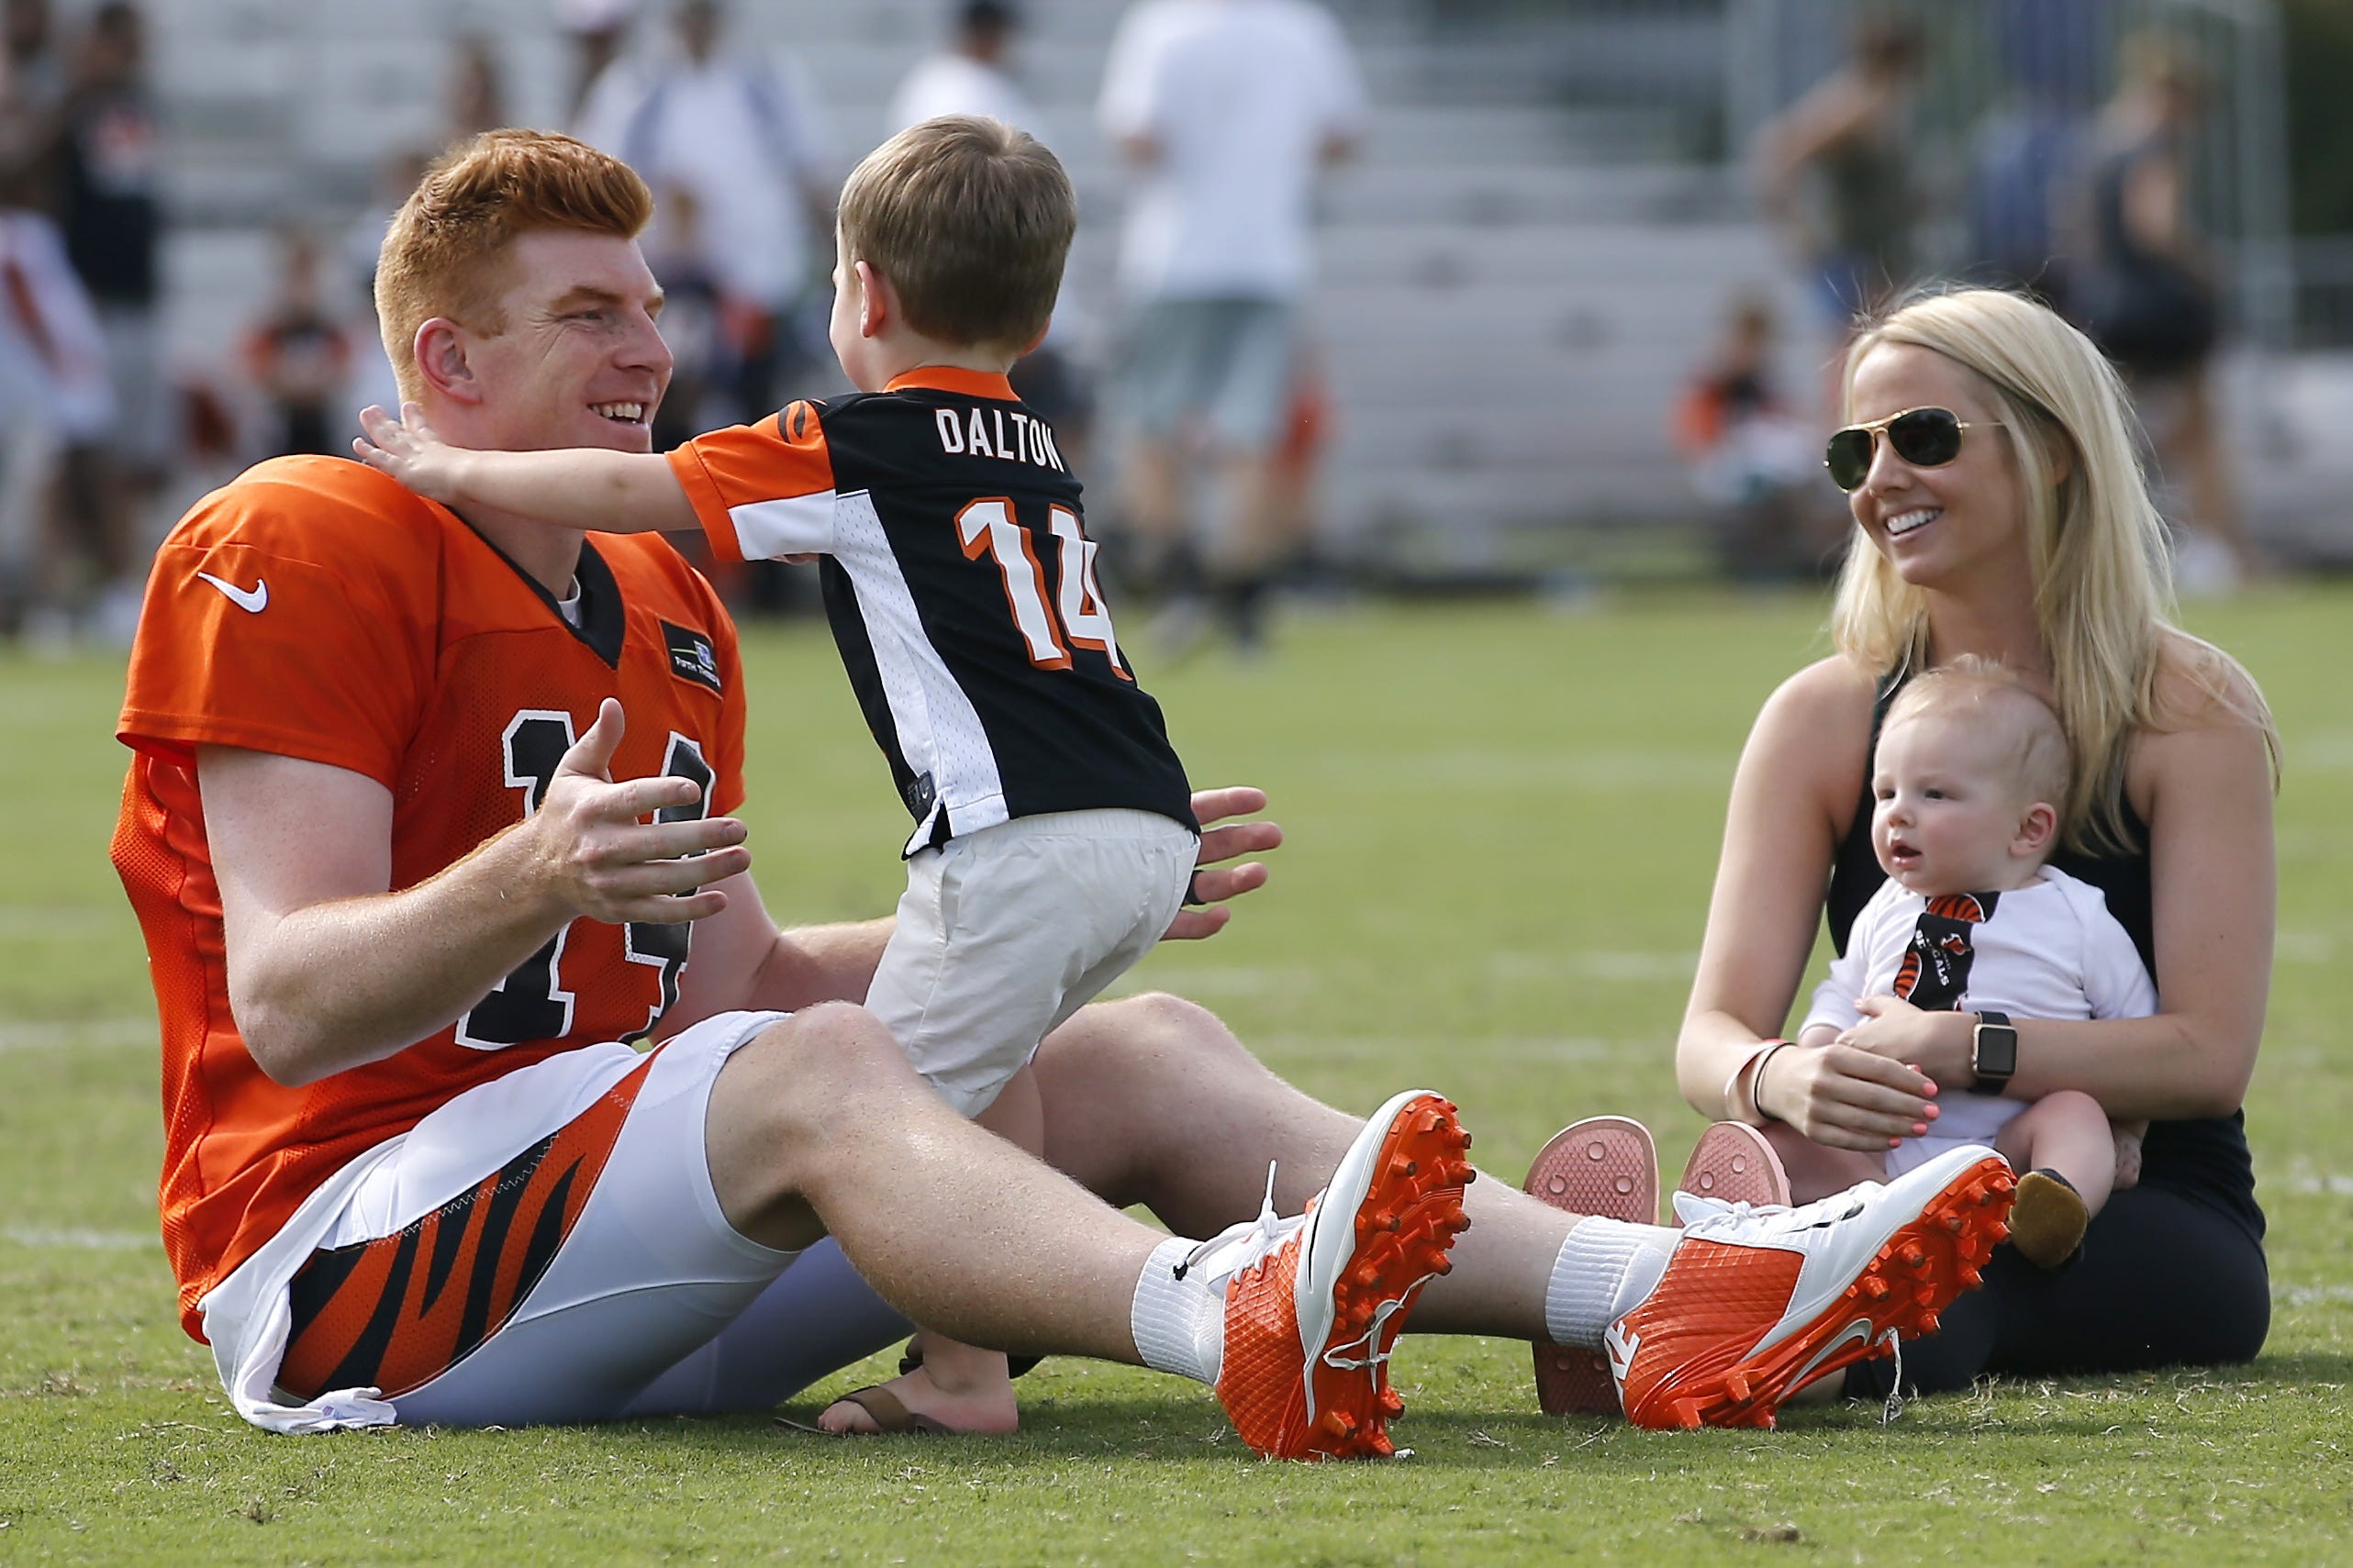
top-left (150, 0), bottom-right (2352, 579)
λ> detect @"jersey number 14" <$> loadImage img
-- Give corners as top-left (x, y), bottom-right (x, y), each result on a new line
top-left (456, 712), bottom-right (714, 1051)
top-left (955, 498), bottom-right (1131, 680)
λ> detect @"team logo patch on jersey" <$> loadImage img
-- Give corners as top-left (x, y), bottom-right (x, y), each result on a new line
top-left (661, 621), bottom-right (723, 695)
top-left (904, 770), bottom-right (937, 817)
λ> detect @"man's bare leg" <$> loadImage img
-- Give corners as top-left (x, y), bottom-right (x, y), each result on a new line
top-left (706, 1003), bottom-right (1156, 1363)
top-left (705, 1002), bottom-right (1475, 1457)
top-left (1031, 993), bottom-right (1600, 1340)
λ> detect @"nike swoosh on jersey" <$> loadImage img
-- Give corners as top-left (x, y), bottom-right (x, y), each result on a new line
top-left (195, 572), bottom-right (269, 613)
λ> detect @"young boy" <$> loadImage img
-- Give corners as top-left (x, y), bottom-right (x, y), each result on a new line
top-left (1785, 659), bottom-right (2154, 1267)
top-left (355, 117), bottom-right (1199, 1431)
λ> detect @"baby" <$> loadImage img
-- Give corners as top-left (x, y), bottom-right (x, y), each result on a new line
top-left (1793, 658), bottom-right (2154, 1265)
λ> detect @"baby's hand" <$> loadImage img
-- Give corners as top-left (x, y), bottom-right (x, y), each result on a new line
top-left (354, 401), bottom-right (466, 503)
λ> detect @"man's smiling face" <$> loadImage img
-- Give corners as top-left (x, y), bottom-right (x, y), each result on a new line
top-left (459, 228), bottom-right (673, 455)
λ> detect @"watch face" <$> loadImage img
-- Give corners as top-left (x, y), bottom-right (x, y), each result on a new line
top-left (1977, 1025), bottom-right (2018, 1077)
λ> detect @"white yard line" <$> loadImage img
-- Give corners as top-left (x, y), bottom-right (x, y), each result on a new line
top-left (2297, 732), bottom-right (2353, 771)
top-left (1490, 950), bottom-right (1697, 984)
top-left (1255, 1032), bottom-right (1625, 1064)
top-left (0, 1018), bottom-right (154, 1053)
top-left (0, 906), bottom-right (125, 935)
top-left (1301, 749), bottom-right (1731, 793)
top-left (2282, 1174), bottom-right (2353, 1196)
top-left (2273, 1284), bottom-right (2353, 1307)
top-left (1, 1226), bottom-right (159, 1251)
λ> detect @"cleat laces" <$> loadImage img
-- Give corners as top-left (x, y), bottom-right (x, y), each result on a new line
top-left (1320, 1285), bottom-right (1429, 1375)
top-left (1174, 1162), bottom-right (1297, 1287)
top-left (1878, 1329), bottom-right (1907, 1425)
top-left (1670, 1184), bottom-right (1868, 1242)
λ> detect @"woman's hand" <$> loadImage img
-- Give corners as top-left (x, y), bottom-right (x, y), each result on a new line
top-left (1841, 993), bottom-right (1975, 1083)
top-left (1758, 1040), bottom-right (1938, 1152)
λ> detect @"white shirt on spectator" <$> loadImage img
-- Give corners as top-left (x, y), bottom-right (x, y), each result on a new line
top-left (575, 49), bottom-right (830, 310)
top-left (890, 53), bottom-right (1037, 134)
top-left (1098, 0), bottom-right (1366, 302)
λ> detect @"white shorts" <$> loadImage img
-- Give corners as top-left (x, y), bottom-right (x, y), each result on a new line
top-left (200, 1010), bottom-right (909, 1432)
top-left (865, 808), bottom-right (1197, 1118)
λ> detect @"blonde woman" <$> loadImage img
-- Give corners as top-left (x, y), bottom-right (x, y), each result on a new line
top-left (1676, 286), bottom-right (2274, 1398)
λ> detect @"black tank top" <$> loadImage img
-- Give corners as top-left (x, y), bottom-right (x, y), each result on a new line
top-left (1824, 667), bottom-right (2262, 1236)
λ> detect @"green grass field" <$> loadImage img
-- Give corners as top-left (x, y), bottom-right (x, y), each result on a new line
top-left (3, 588), bottom-right (2348, 1565)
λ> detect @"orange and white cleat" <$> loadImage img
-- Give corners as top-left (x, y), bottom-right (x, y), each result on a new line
top-left (1198, 1089), bottom-right (1474, 1460)
top-left (1608, 1142), bottom-right (2013, 1430)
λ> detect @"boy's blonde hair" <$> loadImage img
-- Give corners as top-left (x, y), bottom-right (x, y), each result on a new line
top-left (838, 115), bottom-right (1075, 354)
top-left (1829, 285), bottom-right (2277, 852)
top-left (374, 129), bottom-right (654, 403)
top-left (1884, 656), bottom-right (2073, 816)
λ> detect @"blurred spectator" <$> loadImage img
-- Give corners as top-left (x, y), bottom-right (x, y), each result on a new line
top-left (889, 8), bottom-right (1097, 482)
top-left (55, 0), bottom-right (161, 636)
top-left (445, 32), bottom-right (508, 142)
top-left (575, 0), bottom-right (833, 420)
top-left (891, 1), bottom-right (1034, 132)
top-left (1755, 9), bottom-right (1924, 333)
top-left (1964, 0), bottom-right (2099, 309)
top-left (556, 0), bottom-right (640, 123)
top-left (0, 21), bottom-right (114, 646)
top-left (1671, 291), bottom-right (1837, 584)
top-left (2069, 32), bottom-right (2262, 591)
top-left (1099, 0), bottom-right (1366, 653)
top-left (242, 228), bottom-right (353, 461)
top-left (642, 183), bottom-right (730, 453)
top-left (1262, 344), bottom-right (1333, 589)
top-left (343, 146), bottom-right (429, 428)
top-left (4, 0), bottom-right (60, 126)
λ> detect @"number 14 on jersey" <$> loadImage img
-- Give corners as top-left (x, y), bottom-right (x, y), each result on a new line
top-left (955, 497), bottom-right (1131, 680)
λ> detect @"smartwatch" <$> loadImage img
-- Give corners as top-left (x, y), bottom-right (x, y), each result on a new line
top-left (1968, 1010), bottom-right (2017, 1095)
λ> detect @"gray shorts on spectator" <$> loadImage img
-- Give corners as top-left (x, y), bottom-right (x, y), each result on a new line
top-left (1122, 296), bottom-right (1297, 448)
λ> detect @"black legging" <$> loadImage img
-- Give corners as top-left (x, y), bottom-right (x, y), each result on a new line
top-left (1846, 1180), bottom-right (2269, 1398)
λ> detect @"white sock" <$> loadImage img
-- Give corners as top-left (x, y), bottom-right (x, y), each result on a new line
top-left (1129, 1235), bottom-right (1221, 1385)
top-left (1545, 1217), bottom-right (1681, 1347)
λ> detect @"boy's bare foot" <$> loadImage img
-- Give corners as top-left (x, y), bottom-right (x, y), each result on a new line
top-left (817, 1334), bottom-right (1020, 1436)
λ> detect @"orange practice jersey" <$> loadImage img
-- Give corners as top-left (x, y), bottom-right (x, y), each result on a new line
top-left (113, 456), bottom-right (747, 1340)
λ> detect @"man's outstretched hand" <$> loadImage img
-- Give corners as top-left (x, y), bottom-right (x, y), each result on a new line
top-left (521, 697), bottom-right (751, 926)
top-left (1164, 785), bottom-right (1281, 941)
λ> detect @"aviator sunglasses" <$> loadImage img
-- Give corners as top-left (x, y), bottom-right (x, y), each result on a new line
top-left (1823, 406), bottom-right (2003, 492)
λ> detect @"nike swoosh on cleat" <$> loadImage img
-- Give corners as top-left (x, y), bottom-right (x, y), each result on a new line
top-left (1603, 1320), bottom-right (1639, 1385)
top-left (195, 573), bottom-right (269, 613)
top-left (1788, 1316), bottom-right (1876, 1390)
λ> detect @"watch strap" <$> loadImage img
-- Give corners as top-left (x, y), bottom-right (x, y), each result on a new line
top-left (1968, 1009), bottom-right (2017, 1095)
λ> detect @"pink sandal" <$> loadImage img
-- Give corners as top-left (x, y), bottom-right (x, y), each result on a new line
top-left (1673, 1122), bottom-right (1790, 1216)
top-left (1522, 1116), bottom-right (1657, 1416)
